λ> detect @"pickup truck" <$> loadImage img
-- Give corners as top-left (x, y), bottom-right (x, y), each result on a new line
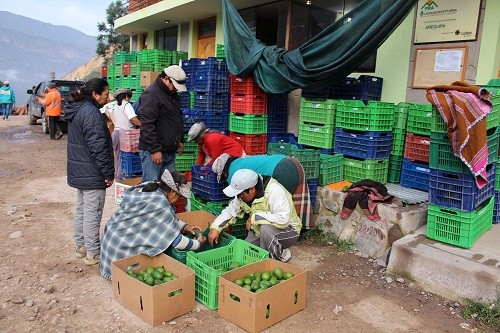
top-left (26, 79), bottom-right (85, 133)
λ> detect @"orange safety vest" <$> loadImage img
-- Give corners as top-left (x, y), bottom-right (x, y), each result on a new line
top-left (44, 88), bottom-right (62, 116)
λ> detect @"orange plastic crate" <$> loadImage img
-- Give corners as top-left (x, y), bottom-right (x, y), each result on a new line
top-left (229, 74), bottom-right (266, 96)
top-left (229, 132), bottom-right (267, 155)
top-left (403, 132), bottom-right (430, 163)
top-left (230, 94), bottom-right (268, 115)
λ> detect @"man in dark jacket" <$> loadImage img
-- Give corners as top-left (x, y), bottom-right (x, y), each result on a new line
top-left (138, 65), bottom-right (186, 182)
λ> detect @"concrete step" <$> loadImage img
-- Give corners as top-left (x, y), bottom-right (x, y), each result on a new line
top-left (387, 223), bottom-right (500, 303)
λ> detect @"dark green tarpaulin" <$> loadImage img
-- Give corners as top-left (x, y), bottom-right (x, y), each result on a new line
top-left (223, 0), bottom-right (418, 94)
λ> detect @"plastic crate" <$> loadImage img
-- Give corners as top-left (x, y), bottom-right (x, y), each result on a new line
top-left (230, 94), bottom-right (267, 114)
top-left (329, 77), bottom-right (359, 100)
top-left (229, 74), bottom-right (266, 96)
top-left (193, 73), bottom-right (230, 93)
top-left (195, 57), bottom-right (228, 74)
top-left (334, 128), bottom-right (392, 159)
top-left (430, 106), bottom-right (499, 133)
top-left (114, 51), bottom-right (136, 65)
top-left (400, 158), bottom-right (430, 192)
top-left (307, 178), bottom-right (318, 205)
top-left (175, 153), bottom-right (197, 171)
top-left (301, 89), bottom-right (329, 99)
top-left (429, 163), bottom-right (496, 211)
top-left (387, 155), bottom-right (403, 183)
top-left (267, 113), bottom-right (288, 135)
top-left (429, 127), bottom-right (499, 173)
top-left (357, 75), bottom-right (383, 102)
top-left (406, 104), bottom-right (434, 136)
top-left (229, 132), bottom-right (267, 155)
top-left (391, 128), bottom-right (406, 156)
top-left (203, 111), bottom-right (229, 133)
top-left (229, 218), bottom-right (248, 240)
top-left (182, 108), bottom-right (204, 132)
top-left (493, 190), bottom-right (500, 224)
top-left (393, 102), bottom-right (410, 130)
top-left (167, 227), bottom-right (235, 264)
top-left (427, 197), bottom-right (494, 248)
top-left (267, 93), bottom-right (288, 114)
top-left (120, 151), bottom-right (142, 176)
top-left (299, 98), bottom-right (336, 125)
top-left (129, 63), bottom-right (154, 76)
top-left (336, 100), bottom-right (394, 131)
top-left (343, 157), bottom-right (389, 184)
top-left (190, 193), bottom-right (208, 212)
top-left (267, 133), bottom-right (301, 146)
top-left (205, 200), bottom-right (230, 216)
top-left (195, 92), bottom-right (229, 111)
top-left (229, 113), bottom-right (268, 134)
top-left (180, 91), bottom-right (195, 109)
top-left (191, 164), bottom-right (228, 201)
top-left (119, 129), bottom-right (140, 153)
top-left (319, 154), bottom-right (344, 186)
top-left (267, 143), bottom-right (320, 179)
top-left (185, 239), bottom-right (269, 309)
top-left (298, 122), bottom-right (335, 149)
top-left (216, 44), bottom-right (225, 58)
top-left (171, 51), bottom-right (188, 65)
top-left (404, 132), bottom-right (431, 163)
top-left (181, 58), bottom-right (199, 76)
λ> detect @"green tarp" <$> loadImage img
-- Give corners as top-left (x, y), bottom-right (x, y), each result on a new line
top-left (223, 0), bottom-right (418, 93)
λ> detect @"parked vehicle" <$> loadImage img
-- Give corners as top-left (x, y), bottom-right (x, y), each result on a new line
top-left (26, 79), bottom-right (85, 133)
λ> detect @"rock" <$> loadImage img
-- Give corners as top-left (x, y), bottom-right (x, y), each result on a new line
top-left (396, 277), bottom-right (405, 283)
top-left (332, 305), bottom-right (343, 314)
top-left (9, 231), bottom-right (22, 239)
top-left (11, 296), bottom-right (24, 304)
top-left (25, 300), bottom-right (34, 307)
top-left (385, 277), bottom-right (394, 283)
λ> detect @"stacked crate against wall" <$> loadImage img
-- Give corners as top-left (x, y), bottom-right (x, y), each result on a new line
top-left (180, 58), bottom-right (203, 132)
top-left (426, 92), bottom-right (500, 248)
top-left (229, 74), bottom-right (268, 154)
top-left (399, 104), bottom-right (433, 192)
top-left (388, 103), bottom-right (409, 183)
top-left (335, 100), bottom-right (394, 184)
top-left (267, 93), bottom-right (288, 137)
top-left (119, 129), bottom-right (142, 178)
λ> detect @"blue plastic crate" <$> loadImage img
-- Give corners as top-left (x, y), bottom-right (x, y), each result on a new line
top-left (307, 178), bottom-right (318, 206)
top-left (194, 92), bottom-right (229, 111)
top-left (179, 92), bottom-right (193, 109)
top-left (334, 128), bottom-right (392, 159)
top-left (203, 111), bottom-right (229, 133)
top-left (181, 58), bottom-right (199, 76)
top-left (429, 164), bottom-right (496, 212)
top-left (267, 133), bottom-right (302, 147)
top-left (120, 151), bottom-right (142, 176)
top-left (267, 93), bottom-right (288, 114)
top-left (357, 75), bottom-right (383, 103)
top-left (195, 57), bottom-right (228, 74)
top-left (400, 158), bottom-right (430, 192)
top-left (193, 73), bottom-right (229, 92)
top-left (494, 190), bottom-right (500, 224)
top-left (191, 164), bottom-right (228, 201)
top-left (267, 113), bottom-right (288, 134)
top-left (301, 90), bottom-right (329, 99)
top-left (329, 77), bottom-right (359, 100)
top-left (182, 108), bottom-right (204, 132)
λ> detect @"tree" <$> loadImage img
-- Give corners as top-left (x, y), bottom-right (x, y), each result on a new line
top-left (96, 0), bottom-right (129, 56)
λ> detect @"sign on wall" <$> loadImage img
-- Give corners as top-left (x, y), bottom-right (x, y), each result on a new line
top-left (414, 0), bottom-right (481, 44)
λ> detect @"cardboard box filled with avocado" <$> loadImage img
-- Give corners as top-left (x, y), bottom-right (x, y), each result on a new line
top-left (218, 259), bottom-right (307, 333)
top-left (111, 253), bottom-right (195, 326)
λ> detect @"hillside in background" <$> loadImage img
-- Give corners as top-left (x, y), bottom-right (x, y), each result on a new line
top-left (0, 11), bottom-right (98, 104)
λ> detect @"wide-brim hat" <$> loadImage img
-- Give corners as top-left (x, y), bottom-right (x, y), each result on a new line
top-left (161, 170), bottom-right (191, 198)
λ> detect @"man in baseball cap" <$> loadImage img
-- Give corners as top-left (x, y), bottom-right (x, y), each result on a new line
top-left (208, 169), bottom-right (301, 262)
top-left (163, 65), bottom-right (187, 92)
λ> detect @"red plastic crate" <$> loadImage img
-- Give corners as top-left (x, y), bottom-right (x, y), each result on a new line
top-left (122, 62), bottom-right (131, 76)
top-left (229, 132), bottom-right (267, 155)
top-left (119, 129), bottom-right (140, 153)
top-left (404, 132), bottom-right (430, 163)
top-left (229, 74), bottom-right (266, 96)
top-left (101, 65), bottom-right (108, 78)
top-left (230, 94), bottom-right (268, 115)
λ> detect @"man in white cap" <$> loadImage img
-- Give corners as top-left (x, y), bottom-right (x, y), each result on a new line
top-left (0, 81), bottom-right (16, 120)
top-left (138, 65), bottom-right (187, 182)
top-left (208, 169), bottom-right (301, 262)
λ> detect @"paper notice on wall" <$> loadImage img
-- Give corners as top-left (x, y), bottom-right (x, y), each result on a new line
top-left (434, 50), bottom-right (463, 72)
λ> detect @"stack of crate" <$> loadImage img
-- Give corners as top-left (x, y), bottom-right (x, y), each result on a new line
top-left (335, 100), bottom-right (394, 184)
top-left (329, 75), bottom-right (383, 103)
top-left (267, 93), bottom-right (288, 137)
top-left (229, 74), bottom-right (268, 154)
top-left (387, 103), bottom-right (409, 183)
top-left (298, 98), bottom-right (336, 150)
top-left (426, 89), bottom-right (500, 248)
top-left (175, 133), bottom-right (198, 173)
top-left (180, 58), bottom-right (202, 131)
top-left (399, 104), bottom-right (433, 192)
top-left (119, 129), bottom-right (142, 179)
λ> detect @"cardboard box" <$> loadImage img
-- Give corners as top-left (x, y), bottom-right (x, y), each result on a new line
top-left (115, 177), bottom-right (142, 204)
top-left (140, 71), bottom-right (160, 87)
top-left (176, 210), bottom-right (216, 230)
top-left (218, 259), bottom-right (307, 333)
top-left (112, 254), bottom-right (195, 326)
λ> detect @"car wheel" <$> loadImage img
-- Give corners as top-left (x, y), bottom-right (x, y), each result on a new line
top-left (41, 112), bottom-right (49, 134)
top-left (27, 106), bottom-right (37, 125)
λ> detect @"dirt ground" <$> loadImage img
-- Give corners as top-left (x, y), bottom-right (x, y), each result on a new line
top-left (0, 115), bottom-right (495, 333)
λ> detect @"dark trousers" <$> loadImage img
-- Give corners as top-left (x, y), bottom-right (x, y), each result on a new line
top-left (48, 116), bottom-right (61, 139)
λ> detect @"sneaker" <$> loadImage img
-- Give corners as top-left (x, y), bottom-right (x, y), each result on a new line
top-left (84, 253), bottom-right (100, 266)
top-left (279, 248), bottom-right (292, 262)
top-left (74, 245), bottom-right (87, 259)
top-left (55, 132), bottom-right (63, 140)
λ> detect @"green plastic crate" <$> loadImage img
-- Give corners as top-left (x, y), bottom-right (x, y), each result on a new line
top-left (129, 63), bottom-right (154, 76)
top-left (216, 44), bottom-right (225, 58)
top-left (427, 197), bottom-right (493, 249)
top-left (319, 154), bottom-right (344, 186)
top-left (496, 169), bottom-right (500, 191)
top-left (190, 193), bottom-right (208, 211)
top-left (267, 143), bottom-right (320, 179)
top-left (406, 104), bottom-right (434, 136)
top-left (167, 227), bottom-right (235, 264)
top-left (299, 98), bottom-right (336, 125)
top-left (229, 114), bottom-right (268, 134)
top-left (114, 51), bottom-right (136, 64)
top-left (431, 107), bottom-right (499, 133)
top-left (229, 218), bottom-right (248, 239)
top-left (387, 155), bottom-right (403, 183)
top-left (391, 128), bottom-right (406, 156)
top-left (298, 122), bottom-right (335, 149)
top-left (429, 127), bottom-right (499, 173)
top-left (394, 102), bottom-right (410, 130)
top-left (186, 239), bottom-right (269, 309)
top-left (205, 200), bottom-right (230, 216)
top-left (343, 157), bottom-right (389, 184)
top-left (171, 51), bottom-right (188, 65)
top-left (175, 152), bottom-right (197, 171)
top-left (107, 64), bottom-right (116, 77)
top-left (336, 100), bottom-right (394, 131)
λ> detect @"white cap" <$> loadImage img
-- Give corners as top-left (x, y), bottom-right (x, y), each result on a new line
top-left (3, 81), bottom-right (9, 85)
top-left (223, 169), bottom-right (258, 197)
top-left (187, 122), bottom-right (206, 141)
top-left (163, 65), bottom-right (187, 92)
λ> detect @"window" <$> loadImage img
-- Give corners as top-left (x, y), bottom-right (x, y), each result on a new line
top-left (198, 18), bottom-right (216, 38)
top-left (156, 26), bottom-right (178, 50)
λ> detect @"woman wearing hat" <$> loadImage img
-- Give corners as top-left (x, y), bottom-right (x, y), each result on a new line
top-left (212, 153), bottom-right (315, 230)
top-left (187, 122), bottom-right (245, 165)
top-left (99, 170), bottom-right (206, 280)
top-left (111, 88), bottom-right (141, 179)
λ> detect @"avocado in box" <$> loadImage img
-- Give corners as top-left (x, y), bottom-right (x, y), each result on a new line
top-left (218, 259), bottom-right (307, 333)
top-left (111, 253), bottom-right (195, 326)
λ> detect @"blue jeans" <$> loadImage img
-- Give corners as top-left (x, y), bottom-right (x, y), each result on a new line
top-left (139, 150), bottom-right (175, 182)
top-left (1, 103), bottom-right (12, 119)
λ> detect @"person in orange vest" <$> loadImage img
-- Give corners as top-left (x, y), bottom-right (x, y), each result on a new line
top-left (36, 82), bottom-right (63, 139)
